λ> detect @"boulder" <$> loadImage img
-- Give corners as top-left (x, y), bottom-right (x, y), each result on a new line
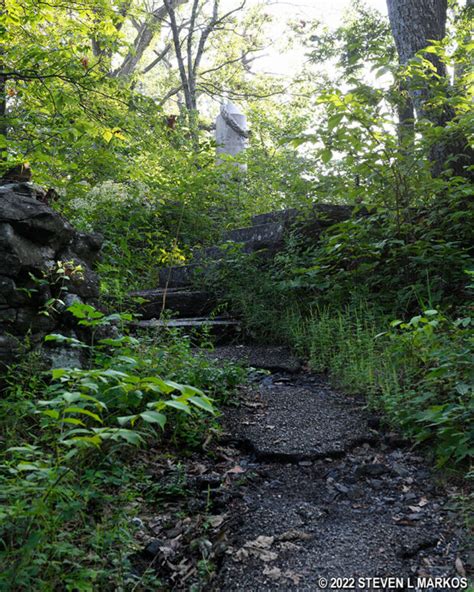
top-left (0, 183), bottom-right (73, 248)
top-left (0, 182), bottom-right (103, 370)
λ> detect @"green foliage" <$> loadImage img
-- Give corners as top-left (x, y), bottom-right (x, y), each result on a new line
top-left (293, 305), bottom-right (473, 468)
top-left (0, 303), bottom-right (244, 590)
top-left (204, 207), bottom-right (473, 470)
top-left (386, 311), bottom-right (473, 466)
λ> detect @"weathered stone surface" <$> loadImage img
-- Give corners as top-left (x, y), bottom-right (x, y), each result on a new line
top-left (129, 288), bottom-right (216, 319)
top-left (207, 345), bottom-right (302, 373)
top-left (226, 377), bottom-right (374, 461)
top-left (215, 101), bottom-right (248, 170)
top-left (0, 184), bottom-right (73, 248)
top-left (223, 221), bottom-right (285, 245)
top-left (70, 232), bottom-right (103, 264)
top-left (0, 277), bottom-right (18, 305)
top-left (158, 264), bottom-right (199, 289)
top-left (0, 183), bottom-right (103, 369)
top-left (132, 317), bottom-right (240, 341)
top-left (214, 356), bottom-right (464, 591)
top-left (251, 208), bottom-right (298, 226)
top-left (0, 223), bottom-right (56, 277)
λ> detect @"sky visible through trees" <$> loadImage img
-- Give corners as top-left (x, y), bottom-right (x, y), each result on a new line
top-left (247, 0), bottom-right (388, 76)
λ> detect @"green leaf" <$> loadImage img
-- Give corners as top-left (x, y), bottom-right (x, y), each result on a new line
top-left (188, 396), bottom-right (214, 413)
top-left (140, 410), bottom-right (167, 429)
top-left (51, 368), bottom-right (68, 380)
top-left (117, 414), bottom-right (138, 426)
top-left (321, 148), bottom-right (332, 164)
top-left (327, 114), bottom-right (343, 131)
top-left (42, 409), bottom-right (60, 420)
top-left (17, 462), bottom-right (42, 472)
top-left (61, 417), bottom-right (86, 426)
top-left (109, 429), bottom-right (143, 445)
top-left (163, 400), bottom-right (191, 413)
top-left (63, 407), bottom-right (103, 423)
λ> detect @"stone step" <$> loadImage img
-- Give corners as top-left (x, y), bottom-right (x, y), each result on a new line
top-left (251, 204), bottom-right (353, 230)
top-left (222, 221), bottom-right (285, 245)
top-left (131, 316), bottom-right (240, 340)
top-left (129, 288), bottom-right (216, 319)
top-left (158, 264), bottom-right (198, 288)
top-left (192, 241), bottom-right (267, 263)
top-left (204, 345), bottom-right (302, 373)
top-left (251, 208), bottom-right (298, 226)
top-left (192, 245), bottom-right (226, 263)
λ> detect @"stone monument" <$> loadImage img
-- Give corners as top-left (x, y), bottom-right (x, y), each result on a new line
top-left (215, 101), bottom-right (249, 171)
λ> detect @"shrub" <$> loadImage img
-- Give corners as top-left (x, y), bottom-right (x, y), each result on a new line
top-left (0, 303), bottom-right (244, 590)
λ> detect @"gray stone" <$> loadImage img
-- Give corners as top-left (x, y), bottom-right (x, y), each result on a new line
top-left (48, 333), bottom-right (84, 370)
top-left (0, 307), bottom-right (17, 323)
top-left (0, 184), bottom-right (73, 247)
top-left (355, 463), bottom-right (391, 478)
top-left (0, 334), bottom-right (20, 367)
top-left (0, 183), bottom-right (102, 368)
top-left (0, 276), bottom-right (17, 305)
top-left (251, 209), bottom-right (298, 226)
top-left (215, 101), bottom-right (248, 170)
top-left (223, 221), bottom-right (285, 245)
top-left (0, 222), bottom-right (56, 277)
top-left (129, 288), bottom-right (216, 319)
top-left (207, 345), bottom-right (302, 374)
top-left (227, 383), bottom-right (373, 462)
top-left (143, 539), bottom-right (166, 558)
top-left (133, 316), bottom-right (239, 333)
top-left (15, 307), bottom-right (56, 333)
top-left (70, 232), bottom-right (103, 264)
top-left (158, 264), bottom-right (199, 289)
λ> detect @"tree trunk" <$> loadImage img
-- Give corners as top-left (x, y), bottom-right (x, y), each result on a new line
top-left (386, 0), bottom-right (473, 177)
top-left (386, 0), bottom-right (448, 120)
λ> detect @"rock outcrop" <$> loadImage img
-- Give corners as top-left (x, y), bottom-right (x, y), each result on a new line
top-left (0, 182), bottom-right (102, 369)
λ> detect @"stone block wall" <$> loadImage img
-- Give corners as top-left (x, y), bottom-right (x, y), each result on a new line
top-left (0, 182), bottom-right (102, 369)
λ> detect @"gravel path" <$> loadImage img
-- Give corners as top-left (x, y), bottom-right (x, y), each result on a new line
top-left (209, 347), bottom-right (470, 592)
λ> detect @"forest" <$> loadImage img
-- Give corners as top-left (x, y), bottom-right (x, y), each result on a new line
top-left (0, 0), bottom-right (473, 590)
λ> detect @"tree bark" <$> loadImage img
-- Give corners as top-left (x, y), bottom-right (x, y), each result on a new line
top-left (386, 0), bottom-right (448, 120)
top-left (386, 0), bottom-right (473, 176)
top-left (110, 0), bottom-right (188, 78)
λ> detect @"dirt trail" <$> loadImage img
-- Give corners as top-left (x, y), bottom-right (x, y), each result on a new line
top-left (209, 346), bottom-right (470, 592)
top-left (133, 346), bottom-right (470, 591)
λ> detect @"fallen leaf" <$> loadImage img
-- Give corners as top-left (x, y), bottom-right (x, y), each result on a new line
top-left (192, 462), bottom-right (208, 475)
top-left (234, 547), bottom-right (249, 562)
top-left (256, 549), bottom-right (278, 562)
top-left (263, 566), bottom-right (282, 580)
top-left (284, 570), bottom-right (303, 585)
top-left (250, 535), bottom-right (274, 548)
top-left (227, 465), bottom-right (246, 474)
top-left (455, 557), bottom-right (466, 577)
top-left (277, 529), bottom-right (313, 542)
top-left (208, 514), bottom-right (226, 528)
top-left (234, 535), bottom-right (278, 563)
top-left (418, 497), bottom-right (429, 507)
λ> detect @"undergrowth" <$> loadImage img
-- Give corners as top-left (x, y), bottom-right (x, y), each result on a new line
top-left (0, 304), bottom-right (246, 591)
top-left (201, 200), bottom-right (474, 472)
